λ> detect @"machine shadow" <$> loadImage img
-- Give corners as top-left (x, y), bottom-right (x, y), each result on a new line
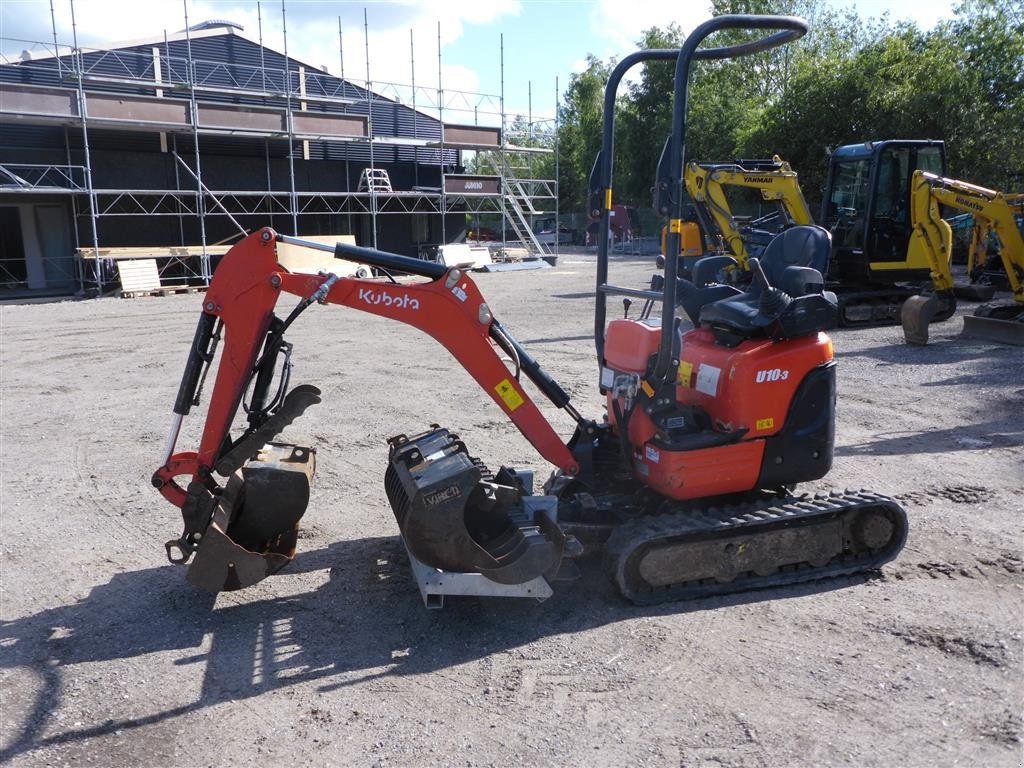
top-left (839, 336), bottom-right (1015, 369)
top-left (0, 535), bottom-right (874, 762)
top-left (835, 418), bottom-right (1023, 457)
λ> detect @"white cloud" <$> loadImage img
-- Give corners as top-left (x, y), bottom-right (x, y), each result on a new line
top-left (587, 0), bottom-right (712, 59)
top-left (2, 0), bottom-right (520, 119)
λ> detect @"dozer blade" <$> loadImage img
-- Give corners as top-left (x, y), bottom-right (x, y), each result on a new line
top-left (901, 292), bottom-right (956, 345)
top-left (384, 427), bottom-right (565, 586)
top-left (188, 442), bottom-right (315, 592)
top-left (962, 312), bottom-right (1024, 346)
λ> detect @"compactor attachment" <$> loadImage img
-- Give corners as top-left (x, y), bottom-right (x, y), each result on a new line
top-left (186, 442), bottom-right (316, 592)
top-left (385, 427), bottom-right (565, 585)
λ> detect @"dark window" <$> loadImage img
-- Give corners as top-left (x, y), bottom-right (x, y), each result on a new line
top-left (827, 158), bottom-right (871, 251)
top-left (0, 207), bottom-right (27, 289)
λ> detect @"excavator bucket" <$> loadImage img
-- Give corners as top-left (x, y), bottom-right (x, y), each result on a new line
top-left (901, 292), bottom-right (956, 345)
top-left (187, 442), bottom-right (316, 592)
top-left (384, 427), bottom-right (565, 585)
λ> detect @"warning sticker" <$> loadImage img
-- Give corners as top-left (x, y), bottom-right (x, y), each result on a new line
top-left (640, 380), bottom-right (655, 397)
top-left (756, 417), bottom-right (775, 431)
top-left (678, 360), bottom-right (693, 386)
top-left (695, 363), bottom-right (721, 397)
top-left (495, 378), bottom-right (525, 411)
top-left (645, 445), bottom-right (660, 463)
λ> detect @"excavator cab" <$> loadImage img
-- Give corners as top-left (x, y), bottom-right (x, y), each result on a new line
top-left (822, 139), bottom-right (946, 283)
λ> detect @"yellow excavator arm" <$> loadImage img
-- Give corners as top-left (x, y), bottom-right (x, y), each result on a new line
top-left (684, 156), bottom-right (814, 268)
top-left (902, 171), bottom-right (1024, 344)
top-left (909, 170), bottom-right (1024, 303)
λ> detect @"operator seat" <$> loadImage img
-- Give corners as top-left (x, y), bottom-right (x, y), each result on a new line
top-left (676, 254), bottom-right (744, 326)
top-left (698, 225), bottom-right (838, 346)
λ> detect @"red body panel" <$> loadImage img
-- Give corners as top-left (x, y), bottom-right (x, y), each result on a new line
top-left (675, 327), bottom-right (833, 437)
top-left (603, 319), bottom-right (833, 500)
top-left (636, 439), bottom-right (765, 500)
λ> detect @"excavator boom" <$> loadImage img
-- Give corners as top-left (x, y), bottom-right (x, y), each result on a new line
top-left (901, 170), bottom-right (1024, 344)
top-left (684, 156), bottom-right (814, 267)
top-left (153, 228), bottom-right (582, 591)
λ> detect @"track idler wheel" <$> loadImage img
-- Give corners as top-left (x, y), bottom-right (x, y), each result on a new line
top-left (187, 442), bottom-right (316, 592)
top-left (385, 427), bottom-right (565, 585)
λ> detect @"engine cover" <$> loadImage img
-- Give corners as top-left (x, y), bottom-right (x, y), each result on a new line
top-left (601, 319), bottom-right (835, 499)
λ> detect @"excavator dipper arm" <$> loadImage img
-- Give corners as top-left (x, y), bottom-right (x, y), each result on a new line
top-left (153, 228), bottom-right (581, 591)
top-left (156, 228), bottom-right (579, 510)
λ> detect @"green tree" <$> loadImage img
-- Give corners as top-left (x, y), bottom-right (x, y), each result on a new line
top-left (943, 0), bottom-right (1024, 186)
top-left (556, 55), bottom-right (615, 212)
top-left (554, 0), bottom-right (1023, 219)
top-left (741, 0), bottom-right (1023, 208)
top-left (615, 24), bottom-right (685, 206)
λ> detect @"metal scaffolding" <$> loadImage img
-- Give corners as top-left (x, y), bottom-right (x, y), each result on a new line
top-left (0, 0), bottom-right (561, 295)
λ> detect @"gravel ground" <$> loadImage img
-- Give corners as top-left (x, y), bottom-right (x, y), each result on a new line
top-left (1, 248), bottom-right (1021, 767)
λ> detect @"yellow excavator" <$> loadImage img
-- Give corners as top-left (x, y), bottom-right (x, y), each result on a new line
top-left (671, 143), bottom-right (954, 327)
top-left (665, 141), bottom-right (1021, 336)
top-left (683, 155), bottom-right (814, 267)
top-left (901, 170), bottom-right (1024, 344)
top-left (965, 192), bottom-right (1024, 285)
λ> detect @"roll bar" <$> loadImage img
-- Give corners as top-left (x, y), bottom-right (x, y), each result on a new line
top-left (592, 15), bottom-right (808, 381)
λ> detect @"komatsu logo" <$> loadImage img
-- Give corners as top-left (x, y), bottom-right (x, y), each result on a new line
top-left (955, 196), bottom-right (983, 212)
top-left (357, 288), bottom-right (420, 310)
top-left (756, 367), bottom-right (789, 383)
top-left (743, 176), bottom-right (774, 184)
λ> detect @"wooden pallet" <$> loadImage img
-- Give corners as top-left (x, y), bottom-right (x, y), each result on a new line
top-left (116, 258), bottom-right (207, 298)
top-left (121, 285), bottom-right (206, 299)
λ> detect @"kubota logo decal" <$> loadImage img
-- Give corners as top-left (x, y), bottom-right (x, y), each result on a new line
top-left (358, 288), bottom-right (420, 310)
top-left (756, 368), bottom-right (789, 383)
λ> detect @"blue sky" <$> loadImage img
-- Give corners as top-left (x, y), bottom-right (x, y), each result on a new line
top-left (1, 0), bottom-right (959, 126)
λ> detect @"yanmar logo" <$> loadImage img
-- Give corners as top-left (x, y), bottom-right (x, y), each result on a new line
top-left (358, 287), bottom-right (420, 310)
top-left (743, 176), bottom-right (774, 184)
top-left (955, 196), bottom-right (984, 212)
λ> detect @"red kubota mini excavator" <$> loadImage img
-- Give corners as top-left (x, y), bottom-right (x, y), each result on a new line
top-left (152, 15), bottom-right (908, 606)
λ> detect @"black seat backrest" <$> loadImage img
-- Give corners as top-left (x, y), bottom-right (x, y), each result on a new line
top-left (759, 225), bottom-right (831, 286)
top-left (695, 225), bottom-right (837, 345)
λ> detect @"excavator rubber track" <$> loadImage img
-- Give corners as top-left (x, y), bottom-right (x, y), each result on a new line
top-left (836, 289), bottom-right (955, 328)
top-left (604, 489), bottom-right (908, 605)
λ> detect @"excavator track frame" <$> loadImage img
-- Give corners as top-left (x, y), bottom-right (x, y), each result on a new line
top-left (604, 490), bottom-right (908, 605)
